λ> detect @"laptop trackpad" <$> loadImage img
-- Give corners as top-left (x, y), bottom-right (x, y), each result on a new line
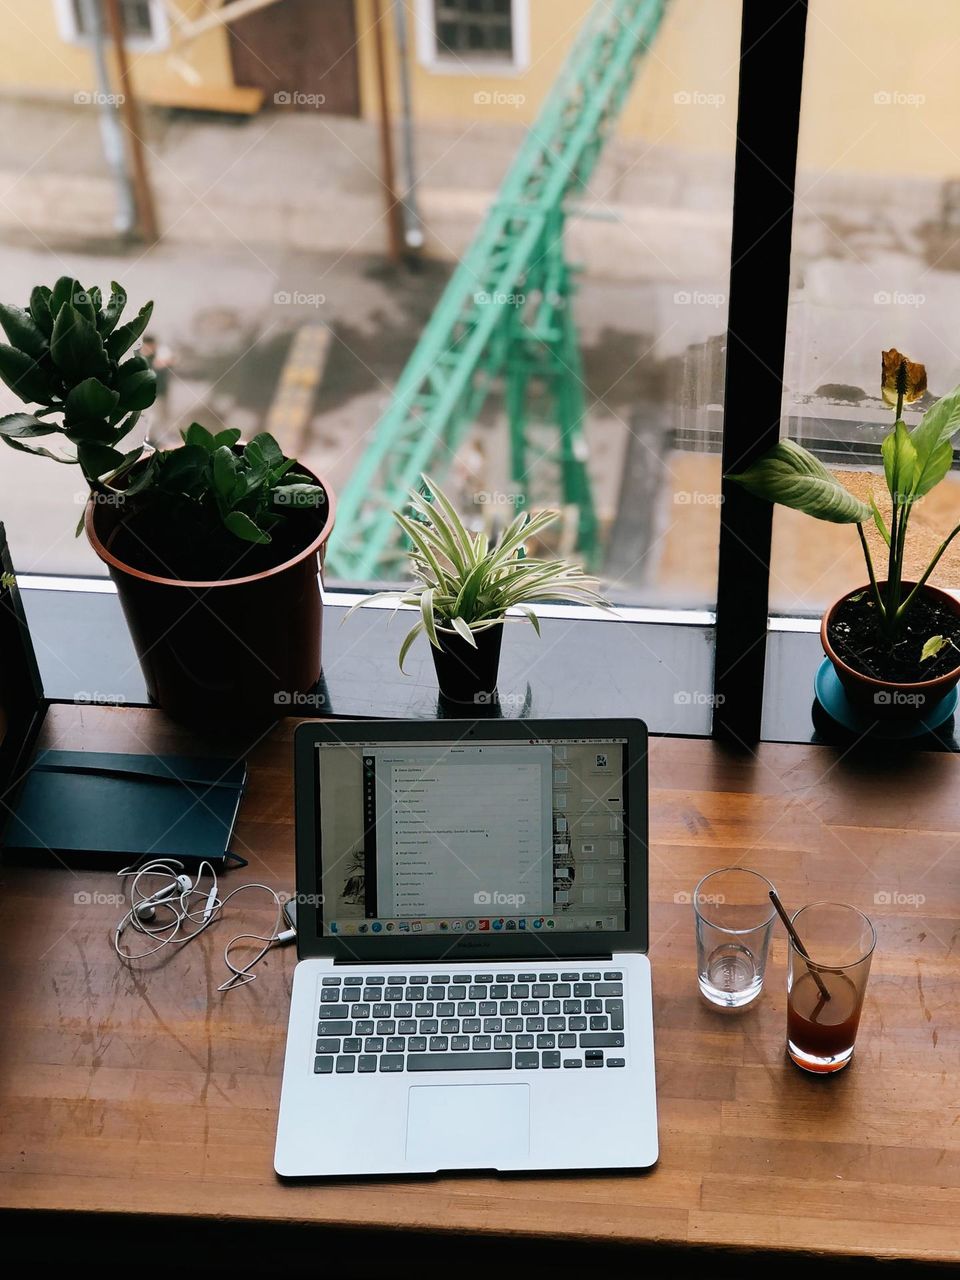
top-left (405, 1084), bottom-right (530, 1169)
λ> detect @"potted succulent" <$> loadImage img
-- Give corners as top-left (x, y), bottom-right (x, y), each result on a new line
top-left (0, 278), bottom-right (335, 727)
top-left (730, 350), bottom-right (960, 721)
top-left (356, 478), bottom-right (607, 704)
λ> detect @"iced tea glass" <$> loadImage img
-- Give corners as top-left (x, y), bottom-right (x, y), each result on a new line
top-left (786, 902), bottom-right (876, 1074)
top-left (694, 867), bottom-right (776, 1008)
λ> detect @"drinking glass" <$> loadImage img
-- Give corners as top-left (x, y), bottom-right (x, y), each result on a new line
top-left (786, 901), bottom-right (876, 1073)
top-left (694, 867), bottom-right (776, 1007)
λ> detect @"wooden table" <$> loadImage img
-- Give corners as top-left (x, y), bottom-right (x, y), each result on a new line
top-left (2, 705), bottom-right (959, 1275)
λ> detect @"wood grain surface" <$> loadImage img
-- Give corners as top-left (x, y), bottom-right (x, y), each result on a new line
top-left (1, 705), bottom-right (959, 1271)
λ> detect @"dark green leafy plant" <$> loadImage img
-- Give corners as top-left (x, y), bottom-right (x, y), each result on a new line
top-left (0, 278), bottom-right (330, 577)
top-left (128, 423), bottom-right (326, 546)
top-left (729, 349), bottom-right (960, 654)
top-left (0, 276), bottom-right (156, 485)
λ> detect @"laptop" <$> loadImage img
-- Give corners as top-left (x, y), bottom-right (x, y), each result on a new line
top-left (275, 717), bottom-right (658, 1177)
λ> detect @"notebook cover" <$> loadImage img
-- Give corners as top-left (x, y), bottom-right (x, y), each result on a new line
top-left (2, 750), bottom-right (246, 865)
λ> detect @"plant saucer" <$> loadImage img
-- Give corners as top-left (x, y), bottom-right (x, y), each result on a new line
top-left (814, 657), bottom-right (958, 740)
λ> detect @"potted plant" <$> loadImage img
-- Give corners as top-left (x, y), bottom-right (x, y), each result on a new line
top-left (729, 349), bottom-right (960, 721)
top-left (0, 277), bottom-right (335, 727)
top-left (356, 478), bottom-right (607, 704)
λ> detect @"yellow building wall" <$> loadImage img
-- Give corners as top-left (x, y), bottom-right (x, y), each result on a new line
top-left (354, 0), bottom-right (738, 155)
top-left (356, 0), bottom-right (960, 179)
top-left (0, 0), bottom-right (236, 105)
top-left (797, 0), bottom-right (960, 177)
top-left (1, 0), bottom-right (958, 179)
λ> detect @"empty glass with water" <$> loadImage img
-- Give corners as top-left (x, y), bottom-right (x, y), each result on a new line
top-left (694, 867), bottom-right (776, 1007)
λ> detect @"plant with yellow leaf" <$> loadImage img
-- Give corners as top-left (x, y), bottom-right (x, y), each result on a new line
top-left (729, 350), bottom-right (960, 666)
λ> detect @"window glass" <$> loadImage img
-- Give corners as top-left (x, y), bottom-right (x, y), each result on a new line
top-left (0, 0), bottom-right (740, 611)
top-left (434, 0), bottom-right (515, 59)
top-left (71, 0), bottom-right (156, 40)
top-left (771, 0), bottom-right (960, 615)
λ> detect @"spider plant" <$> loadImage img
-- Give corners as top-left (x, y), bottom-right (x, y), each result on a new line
top-left (355, 478), bottom-right (608, 671)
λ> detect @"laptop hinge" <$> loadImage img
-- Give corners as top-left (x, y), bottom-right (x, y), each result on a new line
top-left (331, 954), bottom-right (615, 966)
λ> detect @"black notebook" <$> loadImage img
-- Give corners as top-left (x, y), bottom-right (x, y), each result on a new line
top-left (2, 749), bottom-right (247, 867)
top-left (0, 523), bottom-right (248, 868)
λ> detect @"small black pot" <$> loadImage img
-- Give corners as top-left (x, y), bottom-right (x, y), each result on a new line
top-left (431, 622), bottom-right (504, 705)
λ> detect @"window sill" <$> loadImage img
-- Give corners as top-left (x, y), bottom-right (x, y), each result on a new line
top-left (19, 579), bottom-right (716, 734)
top-left (763, 625), bottom-right (960, 751)
top-left (419, 59), bottom-right (529, 78)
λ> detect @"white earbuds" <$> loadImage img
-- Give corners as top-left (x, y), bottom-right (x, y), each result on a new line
top-left (134, 873), bottom-right (193, 920)
top-left (113, 858), bottom-right (295, 991)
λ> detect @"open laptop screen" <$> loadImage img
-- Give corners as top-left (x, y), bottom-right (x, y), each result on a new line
top-left (316, 736), bottom-right (627, 939)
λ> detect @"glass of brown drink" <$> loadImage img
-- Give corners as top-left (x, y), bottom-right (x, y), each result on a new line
top-left (786, 902), bottom-right (876, 1074)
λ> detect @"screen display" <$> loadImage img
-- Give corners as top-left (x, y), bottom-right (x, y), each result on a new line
top-left (316, 738), bottom-right (628, 937)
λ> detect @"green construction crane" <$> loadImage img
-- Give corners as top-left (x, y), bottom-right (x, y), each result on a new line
top-left (326, 0), bottom-right (668, 580)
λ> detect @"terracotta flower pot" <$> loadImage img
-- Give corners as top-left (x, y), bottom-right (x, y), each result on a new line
top-left (821, 582), bottom-right (960, 721)
top-left (85, 468), bottom-right (335, 729)
top-left (431, 622), bottom-right (504, 705)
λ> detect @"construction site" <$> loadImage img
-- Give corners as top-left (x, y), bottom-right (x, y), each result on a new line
top-left (2, 0), bottom-right (960, 610)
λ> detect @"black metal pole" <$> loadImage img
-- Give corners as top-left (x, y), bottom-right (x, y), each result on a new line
top-left (713, 0), bottom-right (809, 744)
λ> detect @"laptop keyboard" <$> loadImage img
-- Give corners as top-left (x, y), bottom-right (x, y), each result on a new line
top-left (314, 969), bottom-right (626, 1075)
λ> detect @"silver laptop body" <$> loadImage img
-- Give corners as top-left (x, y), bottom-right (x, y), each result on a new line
top-left (275, 718), bottom-right (658, 1177)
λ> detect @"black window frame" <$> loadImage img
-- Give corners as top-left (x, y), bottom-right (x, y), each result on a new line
top-left (713, 0), bottom-right (809, 744)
